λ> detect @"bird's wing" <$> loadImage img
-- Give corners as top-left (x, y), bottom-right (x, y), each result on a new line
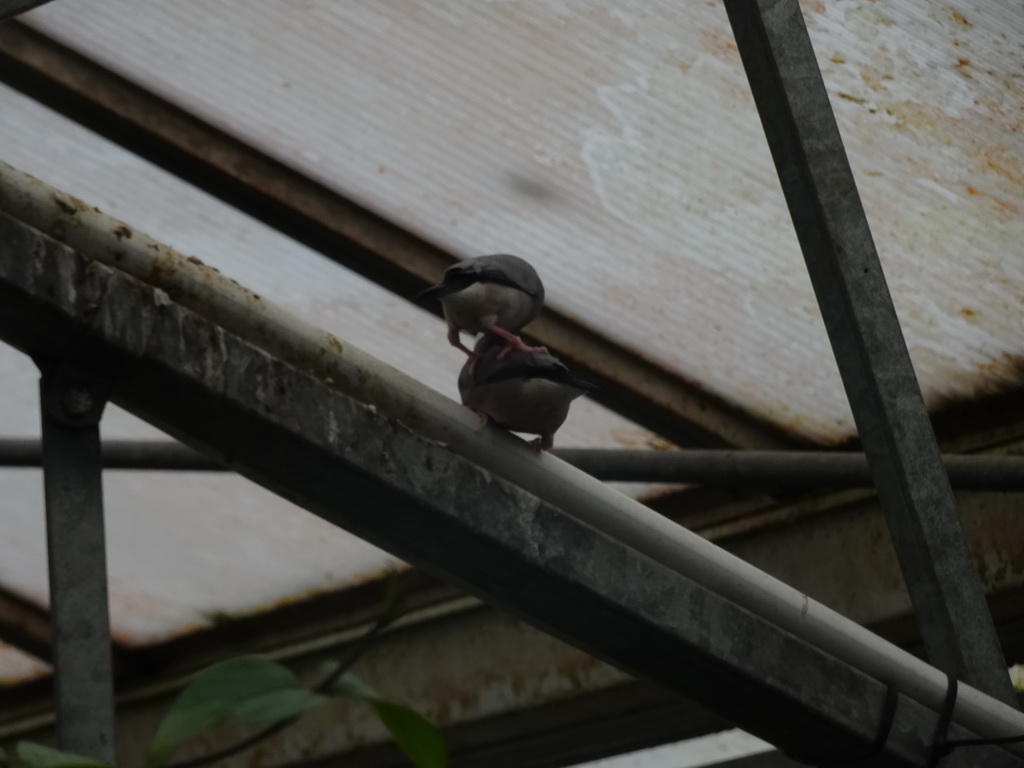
top-left (479, 353), bottom-right (597, 391)
top-left (416, 262), bottom-right (481, 302)
top-left (475, 254), bottom-right (544, 299)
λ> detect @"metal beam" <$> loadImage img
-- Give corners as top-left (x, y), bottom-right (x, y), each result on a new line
top-left (37, 364), bottom-right (116, 763)
top-left (724, 0), bottom-right (1017, 705)
top-left (0, 21), bottom-right (800, 451)
top-left (5, 439), bottom-right (1024, 490)
top-left (2, 212), bottom-right (1023, 765)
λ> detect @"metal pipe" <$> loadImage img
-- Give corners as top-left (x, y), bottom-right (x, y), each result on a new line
top-left (0, 0), bottom-right (53, 24)
top-left (2, 161), bottom-right (1024, 748)
top-left (0, 438), bottom-right (222, 471)
top-left (3, 439), bottom-right (1024, 491)
top-left (725, 0), bottom-right (1015, 704)
top-left (557, 449), bottom-right (1024, 490)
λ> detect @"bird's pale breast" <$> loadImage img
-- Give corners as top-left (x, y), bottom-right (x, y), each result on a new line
top-left (442, 282), bottom-right (538, 335)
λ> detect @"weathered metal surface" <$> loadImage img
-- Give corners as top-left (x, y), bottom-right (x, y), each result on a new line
top-left (726, 0), bottom-right (1015, 704)
top-left (2, 209), bottom-right (1021, 765)
top-left (0, 21), bottom-right (798, 451)
top-left (38, 366), bottom-right (116, 761)
top-left (13, 0), bottom-right (1023, 445)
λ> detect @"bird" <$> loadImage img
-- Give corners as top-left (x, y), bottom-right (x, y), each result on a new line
top-left (418, 254), bottom-right (547, 362)
top-left (458, 335), bottom-right (596, 451)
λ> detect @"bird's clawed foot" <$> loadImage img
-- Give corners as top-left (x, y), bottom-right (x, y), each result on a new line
top-left (529, 434), bottom-right (554, 452)
top-left (485, 325), bottom-right (547, 360)
top-left (447, 326), bottom-right (477, 357)
top-left (469, 407), bottom-right (490, 428)
top-left (496, 339), bottom-right (548, 360)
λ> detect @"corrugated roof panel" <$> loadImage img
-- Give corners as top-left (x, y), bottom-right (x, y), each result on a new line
top-left (0, 77), bottom-right (668, 646)
top-left (0, 81), bottom-right (660, 453)
top-left (24, 0), bottom-right (1023, 443)
top-left (0, 344), bottom-right (403, 646)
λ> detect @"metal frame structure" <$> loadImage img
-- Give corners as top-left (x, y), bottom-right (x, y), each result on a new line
top-left (4, 467), bottom-right (1024, 766)
top-left (0, 1), bottom-right (1022, 767)
top-left (2, 170), bottom-right (1024, 766)
top-left (724, 0), bottom-right (1016, 704)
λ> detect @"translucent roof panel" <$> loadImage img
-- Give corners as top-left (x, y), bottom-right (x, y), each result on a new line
top-left (23, 0), bottom-right (1024, 444)
top-left (0, 344), bottom-right (402, 649)
top-left (0, 643), bottom-right (49, 687)
top-left (0, 70), bottom-right (669, 678)
top-left (0, 81), bottom-right (661, 452)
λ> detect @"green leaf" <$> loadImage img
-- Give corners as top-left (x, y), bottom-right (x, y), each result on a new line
top-left (331, 673), bottom-right (381, 701)
top-left (331, 674), bottom-right (446, 768)
top-left (15, 743), bottom-right (109, 768)
top-left (232, 689), bottom-right (328, 726)
top-left (371, 701), bottom-right (447, 768)
top-left (146, 656), bottom-right (324, 768)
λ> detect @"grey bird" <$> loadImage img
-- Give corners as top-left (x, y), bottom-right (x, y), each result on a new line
top-left (458, 336), bottom-right (596, 451)
top-left (418, 254), bottom-right (547, 361)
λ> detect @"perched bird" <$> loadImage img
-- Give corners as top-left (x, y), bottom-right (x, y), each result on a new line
top-left (459, 336), bottom-right (596, 451)
top-left (418, 254), bottom-right (546, 361)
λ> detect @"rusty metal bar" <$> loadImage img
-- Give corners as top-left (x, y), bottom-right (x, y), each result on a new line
top-left (724, 0), bottom-right (1017, 706)
top-left (0, 1), bottom-right (53, 24)
top-left (4, 439), bottom-right (1024, 491)
top-left (0, 20), bottom-right (801, 451)
top-left (2, 204), bottom-right (1024, 763)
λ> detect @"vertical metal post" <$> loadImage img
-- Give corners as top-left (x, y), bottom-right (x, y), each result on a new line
top-left (38, 360), bottom-right (116, 763)
top-left (723, 0), bottom-right (1016, 705)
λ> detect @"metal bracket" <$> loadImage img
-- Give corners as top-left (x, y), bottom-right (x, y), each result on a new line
top-left (38, 357), bottom-right (111, 427)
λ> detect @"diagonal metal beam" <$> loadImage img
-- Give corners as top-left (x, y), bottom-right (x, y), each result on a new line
top-left (2, 211), bottom-right (1023, 765)
top-left (0, 20), bottom-right (802, 451)
top-left (724, 0), bottom-right (1016, 704)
